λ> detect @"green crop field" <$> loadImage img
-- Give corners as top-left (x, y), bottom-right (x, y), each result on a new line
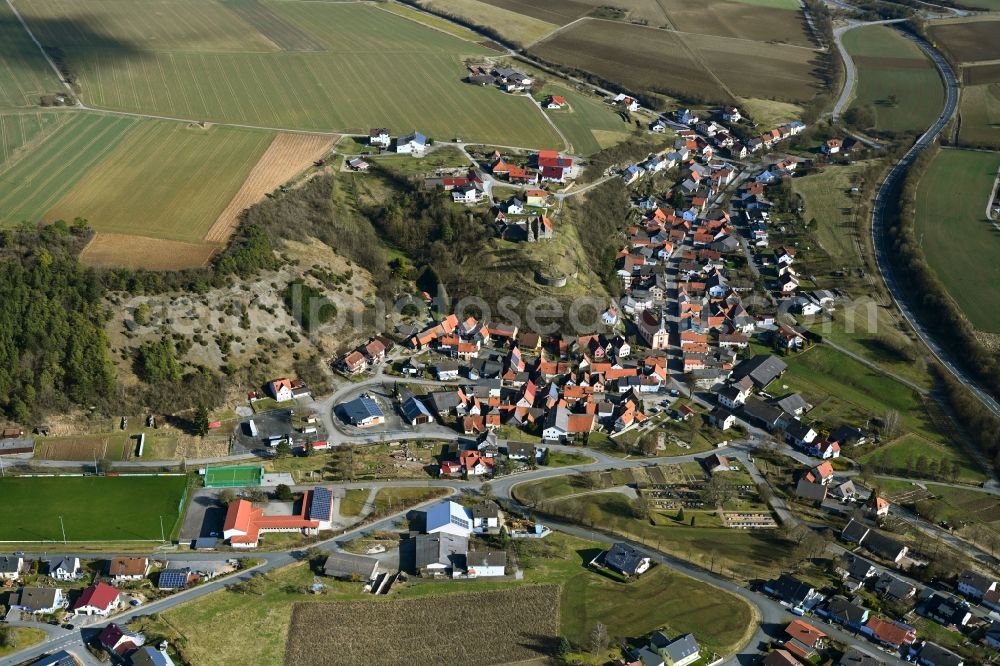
top-left (0, 2), bottom-right (64, 108)
top-left (45, 120), bottom-right (274, 242)
top-left (0, 111), bottom-right (68, 166)
top-left (0, 112), bottom-right (138, 224)
top-left (0, 475), bottom-right (188, 542)
top-left (539, 86), bottom-right (630, 156)
top-left (958, 83), bottom-right (1000, 150)
top-left (16, 1), bottom-right (560, 147)
top-left (842, 25), bottom-right (943, 134)
top-left (915, 149), bottom-right (1000, 332)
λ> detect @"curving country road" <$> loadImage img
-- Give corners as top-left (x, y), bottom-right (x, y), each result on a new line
top-left (867, 31), bottom-right (1000, 426)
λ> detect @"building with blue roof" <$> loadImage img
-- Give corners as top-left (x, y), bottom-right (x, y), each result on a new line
top-left (339, 394), bottom-right (385, 428)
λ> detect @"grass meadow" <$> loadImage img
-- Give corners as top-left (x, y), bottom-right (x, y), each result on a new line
top-left (539, 85), bottom-right (632, 156)
top-left (914, 148), bottom-right (1000, 332)
top-left (958, 83), bottom-right (1000, 150)
top-left (842, 25), bottom-right (943, 134)
top-left (0, 475), bottom-right (188, 542)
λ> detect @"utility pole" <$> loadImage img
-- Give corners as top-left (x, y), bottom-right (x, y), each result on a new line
top-left (59, 515), bottom-right (67, 545)
top-left (159, 515), bottom-right (165, 544)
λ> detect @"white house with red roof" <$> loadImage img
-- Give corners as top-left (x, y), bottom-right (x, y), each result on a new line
top-left (544, 95), bottom-right (567, 109)
top-left (72, 582), bottom-right (121, 616)
top-left (268, 378), bottom-right (293, 402)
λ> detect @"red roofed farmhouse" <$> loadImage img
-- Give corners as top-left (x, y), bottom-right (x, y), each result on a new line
top-left (223, 487), bottom-right (334, 548)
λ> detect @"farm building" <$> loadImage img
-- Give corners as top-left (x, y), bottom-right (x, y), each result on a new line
top-left (466, 550), bottom-right (506, 577)
top-left (322, 552), bottom-right (380, 582)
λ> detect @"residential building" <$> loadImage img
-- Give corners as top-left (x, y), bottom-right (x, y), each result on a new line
top-left (649, 632), bottom-right (700, 666)
top-left (839, 646), bottom-right (882, 666)
top-left (763, 574), bottom-right (823, 611)
top-left (108, 557), bottom-right (150, 583)
top-left (369, 128), bottom-right (391, 148)
top-left (956, 569), bottom-right (996, 601)
top-left (916, 641), bottom-right (964, 666)
top-left (131, 645), bottom-right (176, 666)
top-left (48, 557), bottom-right (81, 582)
top-left (920, 593), bottom-right (971, 627)
top-left (98, 622), bottom-right (142, 656)
top-left (820, 596), bottom-right (869, 629)
top-left (783, 620), bottom-right (825, 661)
top-left (0, 555), bottom-right (22, 580)
top-left (268, 378), bottom-right (293, 401)
top-left (863, 616), bottom-right (916, 650)
top-left (466, 550), bottom-right (506, 577)
top-left (16, 587), bottom-right (66, 614)
top-left (396, 131), bottom-right (427, 154)
top-left (72, 582), bottom-right (121, 616)
top-left (601, 542), bottom-right (651, 577)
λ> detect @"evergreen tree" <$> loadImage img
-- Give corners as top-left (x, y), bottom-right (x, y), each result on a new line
top-left (194, 405), bottom-right (210, 437)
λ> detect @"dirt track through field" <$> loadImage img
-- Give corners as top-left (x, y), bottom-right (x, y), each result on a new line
top-left (204, 132), bottom-right (335, 243)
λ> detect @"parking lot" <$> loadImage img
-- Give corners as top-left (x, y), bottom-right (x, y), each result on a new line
top-left (233, 403), bottom-right (328, 456)
top-left (178, 488), bottom-right (228, 543)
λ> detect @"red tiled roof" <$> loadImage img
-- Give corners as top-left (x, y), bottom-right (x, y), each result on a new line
top-left (73, 582), bottom-right (119, 611)
top-left (785, 620), bottom-right (825, 647)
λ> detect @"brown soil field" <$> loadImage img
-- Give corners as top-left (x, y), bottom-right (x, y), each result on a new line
top-left (79, 233), bottom-right (220, 270)
top-left (693, 36), bottom-right (821, 102)
top-left (928, 20), bottom-right (1000, 64)
top-left (963, 63), bottom-right (1000, 85)
top-left (284, 586), bottom-right (561, 666)
top-left (479, 0), bottom-right (593, 24)
top-left (531, 20), bottom-right (728, 100)
top-left (657, 0), bottom-right (814, 48)
top-left (36, 436), bottom-right (113, 461)
top-left (204, 133), bottom-right (335, 244)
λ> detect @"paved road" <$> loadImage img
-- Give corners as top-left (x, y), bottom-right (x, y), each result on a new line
top-left (868, 31), bottom-right (1000, 428)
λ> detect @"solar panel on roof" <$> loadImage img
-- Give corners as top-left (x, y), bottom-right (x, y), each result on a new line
top-left (309, 487), bottom-right (332, 520)
top-left (158, 569), bottom-right (189, 589)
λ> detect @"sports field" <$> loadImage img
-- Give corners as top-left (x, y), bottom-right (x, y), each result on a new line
top-left (44, 120), bottom-right (274, 243)
top-left (0, 475), bottom-right (187, 542)
top-left (204, 465), bottom-right (264, 487)
top-left (842, 25), bottom-right (943, 134)
top-left (914, 149), bottom-right (1000, 332)
top-left (0, 112), bottom-right (138, 224)
top-left (17, 1), bottom-right (560, 147)
top-left (958, 83), bottom-right (1000, 150)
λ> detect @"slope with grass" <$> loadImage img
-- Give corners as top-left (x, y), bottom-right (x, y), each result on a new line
top-left (539, 85), bottom-right (632, 156)
top-left (0, 111), bottom-right (138, 224)
top-left (913, 149), bottom-right (1000, 332)
top-left (842, 25), bottom-right (943, 134)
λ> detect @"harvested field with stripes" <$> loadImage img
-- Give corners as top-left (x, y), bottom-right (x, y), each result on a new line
top-left (205, 132), bottom-right (336, 243)
top-left (0, 111), bottom-right (67, 166)
top-left (0, 1), bottom-right (65, 107)
top-left (18, 1), bottom-right (561, 146)
top-left (284, 586), bottom-right (561, 666)
top-left (0, 112), bottom-right (138, 224)
top-left (78, 233), bottom-right (219, 269)
top-left (531, 19), bottom-right (820, 103)
top-left (44, 120), bottom-right (274, 243)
